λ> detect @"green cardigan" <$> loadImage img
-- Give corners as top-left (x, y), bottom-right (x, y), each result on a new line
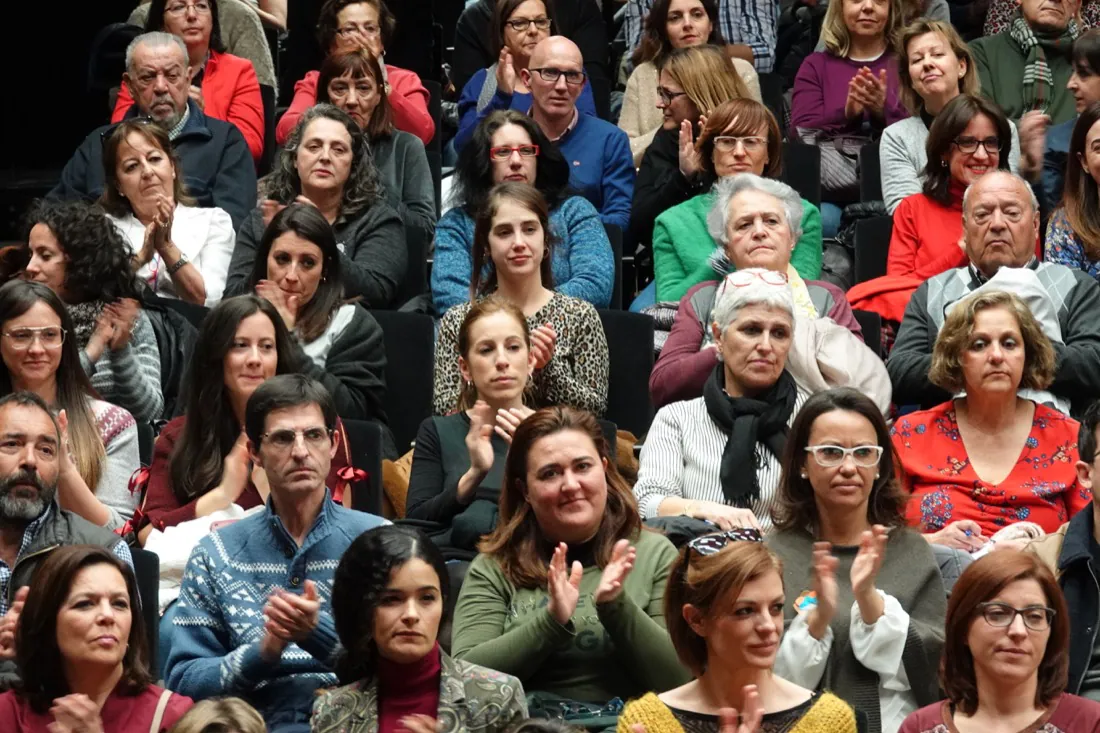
top-left (653, 191), bottom-right (824, 303)
top-left (450, 528), bottom-right (690, 705)
top-left (970, 31), bottom-right (1076, 124)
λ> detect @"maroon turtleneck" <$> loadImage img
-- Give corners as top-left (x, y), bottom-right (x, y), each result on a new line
top-left (377, 642), bottom-right (443, 733)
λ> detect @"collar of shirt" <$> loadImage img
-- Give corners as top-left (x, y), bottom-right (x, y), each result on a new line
top-left (967, 256), bottom-right (1039, 286)
top-left (265, 489), bottom-right (334, 555)
top-left (167, 104), bottom-right (192, 141)
top-left (536, 108), bottom-right (579, 143)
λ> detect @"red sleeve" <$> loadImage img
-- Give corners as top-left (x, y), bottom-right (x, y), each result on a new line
top-left (886, 196), bottom-right (921, 276)
top-left (276, 71), bottom-right (319, 144)
top-left (221, 56), bottom-right (265, 161)
top-left (649, 288), bottom-right (719, 408)
top-left (912, 243), bottom-right (967, 280)
top-left (112, 79), bottom-right (135, 122)
top-left (139, 418), bottom-right (200, 530)
top-left (386, 66), bottom-right (435, 145)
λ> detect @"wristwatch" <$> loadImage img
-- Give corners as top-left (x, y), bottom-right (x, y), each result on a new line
top-left (167, 253), bottom-right (190, 275)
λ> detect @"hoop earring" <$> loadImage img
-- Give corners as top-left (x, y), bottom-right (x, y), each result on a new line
top-left (941, 160), bottom-right (947, 168)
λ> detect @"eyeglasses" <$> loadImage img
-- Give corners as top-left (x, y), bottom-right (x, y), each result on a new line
top-left (505, 17), bottom-right (552, 32)
top-left (952, 136), bottom-right (1002, 154)
top-left (713, 136), bottom-right (767, 153)
top-left (977, 602), bottom-right (1056, 631)
top-left (165, 1), bottom-right (212, 16)
top-left (657, 87), bottom-right (688, 104)
top-left (530, 68), bottom-right (586, 85)
top-left (2, 327), bottom-right (66, 350)
top-left (687, 528), bottom-right (764, 556)
top-left (489, 144), bottom-right (539, 160)
top-left (335, 23), bottom-right (382, 38)
top-left (805, 444), bottom-right (884, 468)
top-left (725, 270), bottom-right (788, 288)
top-left (261, 427), bottom-right (333, 450)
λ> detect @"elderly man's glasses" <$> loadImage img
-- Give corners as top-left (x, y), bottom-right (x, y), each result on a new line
top-left (687, 528), bottom-right (764, 556)
top-left (506, 17), bottom-right (552, 31)
top-left (261, 428), bottom-right (333, 450)
top-left (977, 602), bottom-right (1055, 631)
top-left (489, 144), bottom-right (539, 160)
top-left (657, 87), bottom-right (688, 104)
top-left (805, 445), bottom-right (883, 467)
top-left (166, 1), bottom-right (212, 16)
top-left (530, 68), bottom-right (586, 85)
top-left (713, 136), bottom-right (767, 153)
top-left (336, 23), bottom-right (382, 38)
top-left (952, 136), bottom-right (1001, 154)
top-left (3, 327), bottom-right (66, 350)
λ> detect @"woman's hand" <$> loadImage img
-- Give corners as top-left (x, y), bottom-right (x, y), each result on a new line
top-left (530, 324), bottom-right (557, 370)
top-left (0, 586), bottom-right (28, 661)
top-left (48, 694), bottom-right (104, 733)
top-left (685, 500), bottom-right (761, 530)
top-left (188, 84), bottom-right (205, 110)
top-left (255, 279), bottom-right (300, 331)
top-left (678, 119), bottom-right (702, 179)
top-left (630, 690), bottom-right (762, 733)
top-left (594, 538), bottom-right (636, 604)
top-left (1017, 110), bottom-right (1050, 179)
top-left (55, 410), bottom-right (79, 482)
top-left (845, 68), bottom-right (887, 119)
top-left (496, 48), bottom-right (517, 95)
top-left (400, 715), bottom-right (442, 733)
top-left (546, 541), bottom-right (583, 625)
top-left (925, 520), bottom-right (988, 552)
top-left (261, 199), bottom-right (288, 229)
top-left (219, 431), bottom-right (253, 505)
top-left (851, 525), bottom-right (888, 624)
top-left (465, 401), bottom-right (496, 476)
top-left (104, 299), bottom-right (141, 351)
top-left (84, 309), bottom-right (116, 363)
top-left (151, 194), bottom-right (175, 253)
top-left (494, 406), bottom-right (534, 444)
top-left (135, 221), bottom-right (157, 271)
top-left (806, 541), bottom-right (838, 640)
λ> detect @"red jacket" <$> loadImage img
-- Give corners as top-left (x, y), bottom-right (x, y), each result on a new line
top-left (114, 50), bottom-right (265, 162)
top-left (277, 67), bottom-right (434, 146)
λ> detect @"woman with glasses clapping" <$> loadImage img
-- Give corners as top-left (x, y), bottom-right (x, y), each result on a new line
top-left (767, 387), bottom-right (947, 733)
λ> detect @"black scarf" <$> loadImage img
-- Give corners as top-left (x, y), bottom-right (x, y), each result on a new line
top-left (703, 363), bottom-right (798, 506)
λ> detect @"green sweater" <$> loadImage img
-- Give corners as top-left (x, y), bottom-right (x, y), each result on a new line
top-left (653, 192), bottom-right (823, 303)
top-left (451, 528), bottom-right (690, 704)
top-left (970, 31), bottom-right (1076, 124)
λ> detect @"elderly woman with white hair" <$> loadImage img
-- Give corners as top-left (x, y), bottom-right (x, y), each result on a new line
top-left (650, 174), bottom-right (877, 409)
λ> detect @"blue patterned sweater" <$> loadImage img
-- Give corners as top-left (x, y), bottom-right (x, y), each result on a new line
top-left (164, 496), bottom-right (387, 728)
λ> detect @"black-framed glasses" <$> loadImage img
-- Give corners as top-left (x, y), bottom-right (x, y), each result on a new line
top-left (978, 602), bottom-right (1055, 631)
top-left (489, 144), bottom-right (539, 160)
top-left (952, 136), bottom-right (1002, 154)
top-left (657, 87), bottom-right (687, 104)
top-left (261, 427), bottom-right (333, 450)
top-left (2, 326), bottom-right (66, 350)
top-left (687, 528), bottom-right (764, 556)
top-left (530, 67), bottom-right (586, 85)
top-left (804, 445), bottom-right (884, 468)
top-left (505, 17), bottom-right (552, 32)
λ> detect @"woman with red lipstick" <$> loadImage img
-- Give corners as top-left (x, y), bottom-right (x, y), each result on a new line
top-left (891, 290), bottom-right (1088, 550)
top-left (0, 546), bottom-right (193, 732)
top-left (312, 524), bottom-right (527, 733)
top-left (898, 550), bottom-right (1100, 733)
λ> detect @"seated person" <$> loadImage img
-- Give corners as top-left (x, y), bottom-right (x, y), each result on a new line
top-left (312, 525), bottom-right (528, 730)
top-left (451, 406), bottom-right (690, 708)
top-left (850, 94), bottom-right (1014, 324)
top-left (0, 281), bottom-right (139, 531)
top-left (892, 290), bottom-right (1090, 549)
top-left (635, 271), bottom-right (812, 532)
top-left (434, 183), bottom-right (609, 417)
top-left (432, 111), bottom-right (613, 316)
top-left (50, 32), bottom-right (255, 230)
top-left (101, 120), bottom-right (235, 307)
top-left (898, 551), bottom-right (1100, 732)
top-left (315, 48), bottom-right (436, 248)
top-left (653, 99), bottom-right (823, 303)
top-left (118, 0), bottom-right (264, 162)
top-left (881, 20), bottom-right (1021, 214)
top-left (619, 0), bottom-right (761, 167)
top-left (20, 200), bottom-right (164, 423)
top-left (164, 375), bottom-right (388, 730)
top-left (407, 297), bottom-right (534, 554)
top-left (1047, 104), bottom-right (1100, 280)
top-left (618, 531), bottom-right (861, 733)
top-left (970, 0), bottom-right (1078, 124)
top-left (790, 0), bottom-right (907, 237)
top-left (650, 175), bottom-right (870, 409)
top-left (629, 44), bottom-right (755, 257)
top-left (453, 0), bottom-right (597, 153)
top-left (277, 0), bottom-right (433, 146)
top-left (242, 204), bottom-right (393, 450)
top-left (138, 296), bottom-right (355, 537)
top-left (887, 170), bottom-right (1100, 413)
top-left (0, 546), bottom-right (192, 730)
top-left (225, 105), bottom-right (407, 309)
top-left (767, 387), bottom-right (947, 733)
top-left (170, 698), bottom-right (266, 733)
top-left (985, 0), bottom-right (1100, 34)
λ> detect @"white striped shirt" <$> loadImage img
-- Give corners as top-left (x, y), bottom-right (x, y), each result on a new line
top-left (634, 388), bottom-right (809, 531)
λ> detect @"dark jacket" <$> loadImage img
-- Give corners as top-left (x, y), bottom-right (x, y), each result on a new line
top-left (225, 203), bottom-right (408, 309)
top-left (48, 101), bottom-right (257, 230)
top-left (143, 300), bottom-right (199, 420)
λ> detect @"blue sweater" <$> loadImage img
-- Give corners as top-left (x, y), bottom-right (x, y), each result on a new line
top-left (557, 112), bottom-right (635, 231)
top-left (164, 495), bottom-right (387, 728)
top-left (454, 67), bottom-right (597, 153)
top-left (431, 195), bottom-right (614, 316)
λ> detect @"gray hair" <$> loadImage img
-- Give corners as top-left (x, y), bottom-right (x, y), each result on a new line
top-left (710, 269), bottom-right (795, 334)
top-left (125, 32), bottom-right (188, 72)
top-left (707, 174), bottom-right (804, 247)
top-left (961, 170), bottom-right (1039, 224)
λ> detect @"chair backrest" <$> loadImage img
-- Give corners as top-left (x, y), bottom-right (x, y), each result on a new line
top-left (424, 80), bottom-right (444, 216)
top-left (341, 418), bottom-right (385, 516)
top-left (852, 309), bottom-right (883, 358)
top-left (853, 215), bottom-right (893, 284)
top-left (130, 547), bottom-right (161, 673)
top-left (605, 223), bottom-right (623, 310)
top-left (780, 142), bottom-right (822, 208)
top-left (758, 73), bottom-right (786, 130)
top-left (597, 309), bottom-right (655, 437)
top-left (395, 219), bottom-right (430, 309)
top-left (258, 84), bottom-right (277, 177)
top-left (87, 23), bottom-right (143, 103)
top-left (859, 141), bottom-right (882, 202)
top-left (369, 310), bottom-right (435, 454)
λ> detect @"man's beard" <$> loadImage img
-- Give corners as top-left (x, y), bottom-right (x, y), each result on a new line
top-left (0, 469), bottom-right (57, 523)
top-left (146, 95), bottom-right (184, 131)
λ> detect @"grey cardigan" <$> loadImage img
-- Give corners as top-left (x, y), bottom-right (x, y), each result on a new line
top-left (372, 130), bottom-right (437, 247)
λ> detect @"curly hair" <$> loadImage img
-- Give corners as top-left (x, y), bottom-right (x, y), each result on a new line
top-left (315, 0), bottom-right (397, 52)
top-left (145, 0), bottom-right (226, 53)
top-left (264, 104), bottom-right (383, 222)
top-left (23, 200), bottom-right (142, 304)
top-left (631, 0), bottom-right (725, 68)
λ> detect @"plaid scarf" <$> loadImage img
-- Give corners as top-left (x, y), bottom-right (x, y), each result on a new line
top-left (1009, 12), bottom-right (1079, 113)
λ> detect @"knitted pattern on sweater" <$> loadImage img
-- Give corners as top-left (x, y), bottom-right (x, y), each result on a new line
top-left (618, 691), bottom-right (858, 733)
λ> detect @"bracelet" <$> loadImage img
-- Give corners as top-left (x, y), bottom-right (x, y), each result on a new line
top-left (167, 253), bottom-right (190, 275)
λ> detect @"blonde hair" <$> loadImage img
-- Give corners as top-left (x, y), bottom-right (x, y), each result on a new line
top-left (659, 45), bottom-right (750, 115)
top-left (820, 0), bottom-right (902, 58)
top-left (168, 698), bottom-right (266, 733)
top-left (895, 19), bottom-right (980, 115)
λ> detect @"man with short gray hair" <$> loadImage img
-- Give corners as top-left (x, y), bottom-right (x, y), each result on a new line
top-left (49, 32), bottom-right (255, 228)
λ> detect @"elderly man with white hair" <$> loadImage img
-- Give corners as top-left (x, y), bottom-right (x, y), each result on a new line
top-left (50, 31), bottom-right (256, 229)
top-left (888, 169), bottom-right (1100, 415)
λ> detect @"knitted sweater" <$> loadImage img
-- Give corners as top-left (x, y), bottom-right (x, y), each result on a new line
top-left (430, 196), bottom-right (614, 316)
top-left (652, 190), bottom-right (823, 302)
top-left (451, 528), bottom-right (691, 704)
top-left (90, 398), bottom-right (141, 531)
top-left (79, 309), bottom-right (164, 423)
top-left (165, 496), bottom-right (388, 728)
top-left (556, 113), bottom-right (636, 232)
top-left (618, 691), bottom-right (859, 733)
top-left (970, 31), bottom-right (1077, 124)
top-left (790, 52), bottom-right (907, 138)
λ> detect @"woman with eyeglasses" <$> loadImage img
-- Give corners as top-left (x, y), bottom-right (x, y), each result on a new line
top-left (897, 550), bottom-right (1100, 732)
top-left (453, 0), bottom-right (598, 153)
top-left (767, 387), bottom-right (947, 733)
top-left (892, 291), bottom-right (1089, 554)
top-left (618, 529), bottom-right (862, 733)
top-left (277, 0), bottom-right (433, 146)
top-left (1046, 102), bottom-right (1100, 282)
top-left (118, 0), bottom-right (265, 162)
top-left (432, 111), bottom-right (613, 316)
top-left (0, 280), bottom-right (140, 530)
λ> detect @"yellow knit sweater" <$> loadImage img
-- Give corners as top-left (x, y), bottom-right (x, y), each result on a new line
top-left (617, 691), bottom-right (858, 733)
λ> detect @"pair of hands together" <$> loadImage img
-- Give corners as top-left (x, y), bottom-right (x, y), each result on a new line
top-left (89, 299), bottom-right (141, 355)
top-left (465, 400), bottom-right (535, 475)
top-left (844, 67), bottom-right (888, 120)
top-left (546, 539), bottom-right (637, 625)
top-left (260, 579), bottom-right (322, 662)
top-left (630, 689), bottom-right (765, 733)
top-left (807, 525), bottom-right (889, 636)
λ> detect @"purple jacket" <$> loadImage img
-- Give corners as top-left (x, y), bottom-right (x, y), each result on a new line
top-left (790, 51), bottom-right (908, 137)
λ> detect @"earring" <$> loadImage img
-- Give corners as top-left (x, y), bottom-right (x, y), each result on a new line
top-left (941, 159), bottom-right (947, 168)
top-left (800, 472), bottom-right (808, 479)
top-left (875, 473), bottom-right (880, 479)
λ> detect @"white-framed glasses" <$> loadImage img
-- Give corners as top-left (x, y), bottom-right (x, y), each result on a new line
top-left (2, 326), bottom-right (66, 350)
top-left (804, 444), bottom-right (883, 467)
top-left (712, 136), bottom-right (767, 153)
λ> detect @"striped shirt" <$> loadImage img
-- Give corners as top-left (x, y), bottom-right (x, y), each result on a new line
top-left (633, 388), bottom-right (809, 531)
